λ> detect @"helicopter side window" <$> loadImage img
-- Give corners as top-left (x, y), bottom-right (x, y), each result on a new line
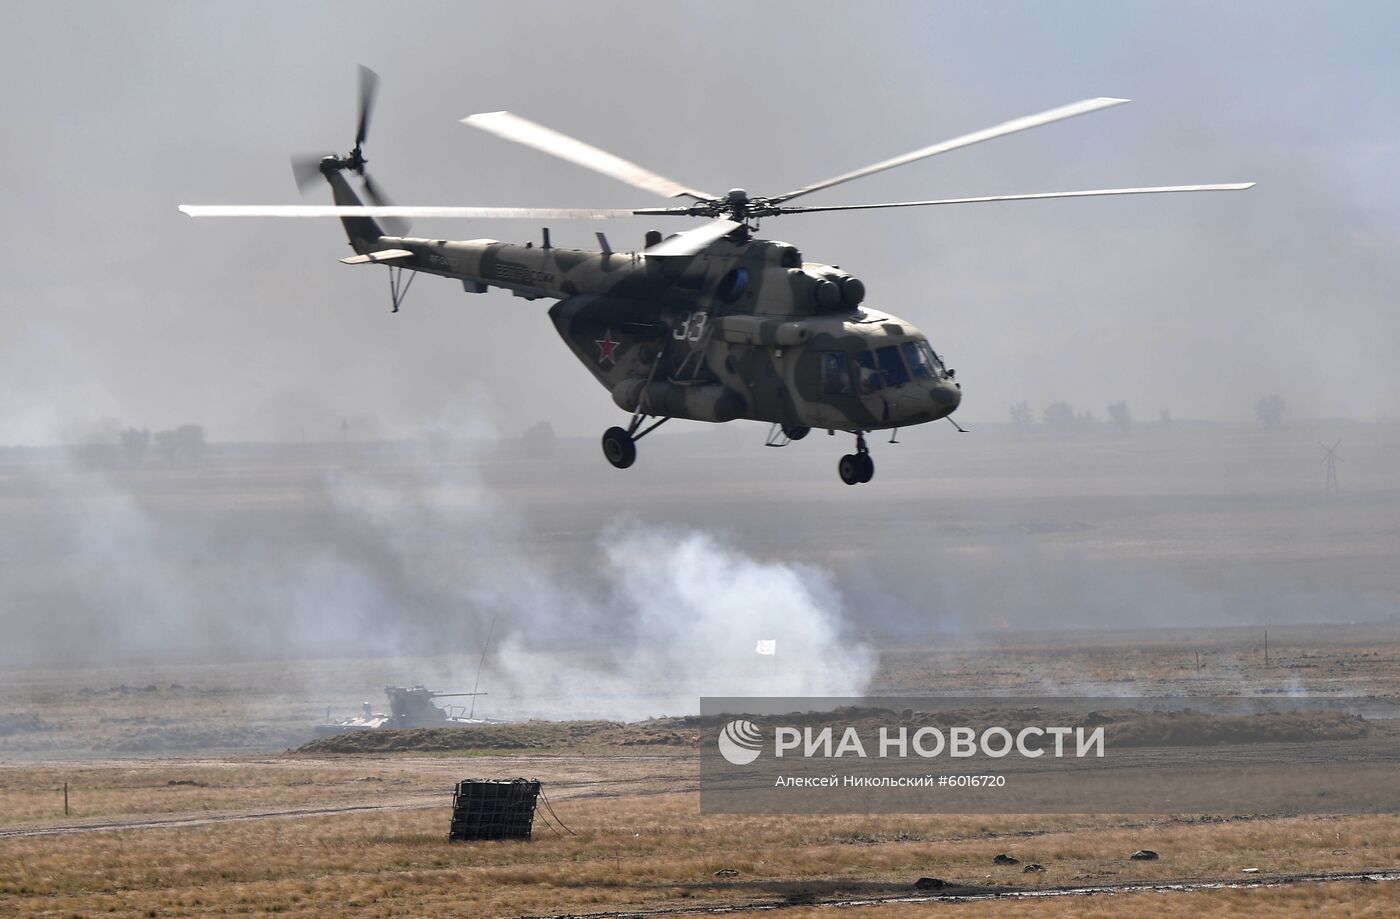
top-left (853, 351), bottom-right (884, 394)
top-left (902, 340), bottom-right (937, 380)
top-left (716, 267), bottom-right (749, 303)
top-left (876, 345), bottom-right (910, 387)
top-left (820, 351), bottom-right (853, 394)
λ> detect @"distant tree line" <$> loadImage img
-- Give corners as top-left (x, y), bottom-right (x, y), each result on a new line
top-left (1254, 394), bottom-right (1287, 429)
top-left (119, 424), bottom-right (206, 465)
top-left (1009, 401), bottom-right (1145, 436)
top-left (1007, 394), bottom-right (1290, 434)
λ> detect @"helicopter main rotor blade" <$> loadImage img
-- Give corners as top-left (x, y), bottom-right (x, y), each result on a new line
top-left (772, 183), bottom-right (1255, 214)
top-left (178, 205), bottom-right (642, 219)
top-left (463, 111), bottom-right (714, 202)
top-left (769, 97), bottom-right (1130, 205)
top-left (643, 218), bottom-right (743, 257)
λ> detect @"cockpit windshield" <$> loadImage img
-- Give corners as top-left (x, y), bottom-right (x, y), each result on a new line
top-left (902, 340), bottom-right (945, 380)
top-left (818, 338), bottom-right (948, 396)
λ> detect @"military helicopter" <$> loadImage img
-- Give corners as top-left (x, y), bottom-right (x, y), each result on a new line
top-left (181, 68), bottom-right (1251, 485)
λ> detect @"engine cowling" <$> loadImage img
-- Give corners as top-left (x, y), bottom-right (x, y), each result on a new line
top-left (715, 314), bottom-right (810, 347)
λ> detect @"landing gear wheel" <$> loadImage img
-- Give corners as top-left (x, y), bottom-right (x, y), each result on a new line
top-left (782, 425), bottom-right (811, 442)
top-left (838, 453), bottom-right (862, 485)
top-left (601, 426), bottom-right (637, 469)
top-left (855, 452), bottom-right (875, 483)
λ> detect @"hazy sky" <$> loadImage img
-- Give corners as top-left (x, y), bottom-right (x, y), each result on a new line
top-left (3, 1), bottom-right (1398, 444)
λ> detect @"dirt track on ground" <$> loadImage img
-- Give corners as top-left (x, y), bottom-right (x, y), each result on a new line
top-left (0, 751), bottom-right (698, 838)
top-left (0, 798), bottom-right (440, 839)
top-left (517, 871), bottom-right (1400, 918)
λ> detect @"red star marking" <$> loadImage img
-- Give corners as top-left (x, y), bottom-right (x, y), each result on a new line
top-left (596, 330), bottom-right (620, 364)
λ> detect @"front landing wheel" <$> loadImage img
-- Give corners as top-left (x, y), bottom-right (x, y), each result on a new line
top-left (838, 452), bottom-right (875, 485)
top-left (839, 453), bottom-right (861, 485)
top-left (855, 452), bottom-right (874, 483)
top-left (602, 426), bottom-right (637, 469)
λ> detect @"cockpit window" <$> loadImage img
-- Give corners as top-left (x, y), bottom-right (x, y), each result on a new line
top-left (876, 345), bottom-right (910, 387)
top-left (852, 351), bottom-right (884, 394)
top-left (922, 341), bottom-right (947, 375)
top-left (820, 351), bottom-right (852, 394)
top-left (902, 340), bottom-right (938, 380)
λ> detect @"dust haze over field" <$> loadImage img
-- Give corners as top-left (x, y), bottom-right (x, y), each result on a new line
top-left (2, 417), bottom-right (1397, 726)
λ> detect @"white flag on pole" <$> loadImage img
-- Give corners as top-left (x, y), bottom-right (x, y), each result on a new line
top-left (755, 639), bottom-right (777, 656)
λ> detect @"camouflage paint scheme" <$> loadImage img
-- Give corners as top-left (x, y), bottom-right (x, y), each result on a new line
top-left (331, 171), bottom-right (962, 435)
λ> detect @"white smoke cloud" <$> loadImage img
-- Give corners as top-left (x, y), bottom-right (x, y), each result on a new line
top-left (321, 459), bottom-right (878, 719)
top-left (489, 526), bottom-right (877, 719)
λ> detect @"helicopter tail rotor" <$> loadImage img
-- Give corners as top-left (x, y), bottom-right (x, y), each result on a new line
top-left (354, 64), bottom-right (377, 153)
top-left (290, 154), bottom-right (326, 194)
top-left (359, 171), bottom-right (396, 212)
top-left (287, 65), bottom-right (410, 237)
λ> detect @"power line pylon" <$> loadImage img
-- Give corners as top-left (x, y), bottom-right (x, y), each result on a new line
top-left (1319, 439), bottom-right (1342, 499)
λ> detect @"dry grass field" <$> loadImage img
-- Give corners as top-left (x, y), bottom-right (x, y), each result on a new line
top-left (3, 767), bottom-right (1400, 916)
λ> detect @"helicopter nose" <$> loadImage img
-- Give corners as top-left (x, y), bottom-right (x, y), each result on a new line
top-left (931, 380), bottom-right (961, 413)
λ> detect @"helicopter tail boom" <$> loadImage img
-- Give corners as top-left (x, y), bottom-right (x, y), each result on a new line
top-left (324, 167), bottom-right (391, 253)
